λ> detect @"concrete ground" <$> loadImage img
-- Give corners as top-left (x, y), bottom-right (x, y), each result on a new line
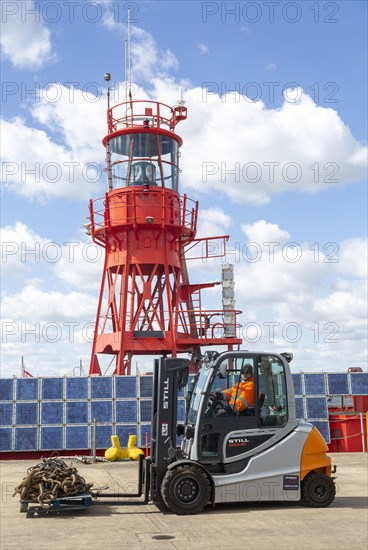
top-left (0, 453), bottom-right (367, 550)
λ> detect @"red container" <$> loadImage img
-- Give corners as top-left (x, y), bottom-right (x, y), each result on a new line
top-left (328, 414), bottom-right (366, 452)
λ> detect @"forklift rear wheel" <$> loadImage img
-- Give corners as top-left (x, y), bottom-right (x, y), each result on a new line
top-left (161, 465), bottom-right (211, 515)
top-left (301, 472), bottom-right (335, 507)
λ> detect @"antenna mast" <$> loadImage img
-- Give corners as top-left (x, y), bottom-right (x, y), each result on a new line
top-left (127, 7), bottom-right (132, 101)
top-left (124, 39), bottom-right (128, 103)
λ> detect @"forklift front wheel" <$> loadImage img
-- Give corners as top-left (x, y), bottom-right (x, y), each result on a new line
top-left (301, 472), bottom-right (336, 508)
top-left (161, 464), bottom-right (211, 515)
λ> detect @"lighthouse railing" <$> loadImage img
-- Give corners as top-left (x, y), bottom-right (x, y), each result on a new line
top-left (107, 100), bottom-right (180, 132)
top-left (89, 191), bottom-right (198, 238)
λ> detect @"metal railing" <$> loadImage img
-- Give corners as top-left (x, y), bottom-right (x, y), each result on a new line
top-left (107, 100), bottom-right (181, 133)
top-left (89, 190), bottom-right (198, 240)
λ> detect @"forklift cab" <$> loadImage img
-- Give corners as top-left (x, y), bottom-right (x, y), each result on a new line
top-left (183, 351), bottom-right (296, 468)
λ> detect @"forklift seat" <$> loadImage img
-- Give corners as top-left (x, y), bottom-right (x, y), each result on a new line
top-left (242, 392), bottom-right (265, 417)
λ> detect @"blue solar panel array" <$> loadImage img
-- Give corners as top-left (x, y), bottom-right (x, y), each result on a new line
top-left (0, 376), bottom-right (177, 453)
top-left (291, 372), bottom-right (367, 444)
top-left (0, 373), bottom-right (366, 452)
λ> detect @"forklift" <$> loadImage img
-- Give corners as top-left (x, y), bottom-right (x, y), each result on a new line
top-left (107, 350), bottom-right (336, 515)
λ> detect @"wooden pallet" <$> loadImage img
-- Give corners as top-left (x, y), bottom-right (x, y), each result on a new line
top-left (20, 492), bottom-right (93, 514)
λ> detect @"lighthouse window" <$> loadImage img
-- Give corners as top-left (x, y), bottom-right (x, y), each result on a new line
top-left (110, 133), bottom-right (158, 157)
top-left (108, 133), bottom-right (179, 190)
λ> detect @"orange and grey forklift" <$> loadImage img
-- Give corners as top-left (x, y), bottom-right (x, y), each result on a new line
top-left (102, 350), bottom-right (336, 515)
top-left (149, 350), bottom-right (336, 514)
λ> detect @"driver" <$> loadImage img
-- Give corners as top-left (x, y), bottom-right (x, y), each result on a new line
top-left (211, 364), bottom-right (255, 413)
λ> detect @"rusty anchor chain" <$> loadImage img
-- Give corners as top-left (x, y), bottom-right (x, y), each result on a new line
top-left (13, 458), bottom-right (94, 509)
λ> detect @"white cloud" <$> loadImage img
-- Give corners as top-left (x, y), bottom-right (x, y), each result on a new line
top-left (1, 116), bottom-right (102, 200)
top-left (234, 222), bottom-right (367, 371)
top-left (0, 222), bottom-right (103, 290)
top-left (265, 63), bottom-right (276, 71)
top-left (198, 43), bottom-right (209, 56)
top-left (0, 221), bottom-right (51, 274)
top-left (196, 207), bottom-right (232, 238)
top-left (1, 0), bottom-right (56, 70)
top-left (338, 238), bottom-right (367, 278)
top-left (185, 218), bottom-right (367, 371)
top-left (1, 285), bottom-right (97, 322)
top-left (30, 84), bottom-right (107, 154)
top-left (241, 219), bottom-right (290, 246)
top-left (0, 79), bottom-right (111, 201)
top-left (240, 27), bottom-right (252, 36)
top-left (312, 279), bottom-right (367, 324)
top-left (177, 85), bottom-right (367, 204)
top-left (53, 240), bottom-right (104, 290)
top-left (2, 23), bottom-right (366, 206)
top-left (236, 248), bottom-right (327, 305)
top-left (101, 8), bottom-right (124, 31)
top-left (0, 285), bottom-right (98, 375)
top-left (1, 218), bottom-right (366, 374)
top-left (102, 13), bottom-right (179, 82)
top-left (131, 27), bottom-right (179, 81)
top-left (183, 208), bottom-right (232, 267)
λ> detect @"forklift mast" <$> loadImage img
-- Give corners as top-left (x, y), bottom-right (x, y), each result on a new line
top-left (150, 357), bottom-right (190, 501)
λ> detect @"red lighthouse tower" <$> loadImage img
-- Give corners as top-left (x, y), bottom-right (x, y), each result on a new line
top-left (88, 82), bottom-right (241, 375)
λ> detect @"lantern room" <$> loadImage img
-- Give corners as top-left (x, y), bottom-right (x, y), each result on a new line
top-left (102, 99), bottom-right (186, 192)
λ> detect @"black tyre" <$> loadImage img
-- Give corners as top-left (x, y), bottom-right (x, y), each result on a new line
top-left (161, 464), bottom-right (211, 515)
top-left (301, 472), bottom-right (336, 507)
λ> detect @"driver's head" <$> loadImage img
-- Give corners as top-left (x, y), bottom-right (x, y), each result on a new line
top-left (241, 364), bottom-right (253, 379)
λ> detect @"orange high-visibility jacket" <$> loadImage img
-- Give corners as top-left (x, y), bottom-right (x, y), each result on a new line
top-left (223, 376), bottom-right (255, 412)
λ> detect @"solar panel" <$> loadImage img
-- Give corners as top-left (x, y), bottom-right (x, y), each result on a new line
top-left (16, 402), bottom-right (38, 425)
top-left (304, 373), bottom-right (326, 395)
top-left (292, 374), bottom-right (303, 395)
top-left (91, 401), bottom-right (113, 423)
top-left (66, 401), bottom-right (88, 424)
top-left (0, 403), bottom-right (13, 425)
top-left (66, 377), bottom-right (88, 399)
top-left (91, 377), bottom-right (112, 399)
top-left (310, 421), bottom-right (330, 443)
top-left (16, 378), bottom-right (38, 400)
top-left (15, 427), bottom-right (37, 450)
top-left (140, 400), bottom-right (152, 422)
top-left (327, 373), bottom-right (349, 395)
top-left (41, 427), bottom-right (63, 450)
top-left (95, 424), bottom-right (115, 449)
top-left (0, 379), bottom-right (14, 401)
top-left (66, 426), bottom-right (89, 449)
top-left (306, 397), bottom-right (328, 419)
top-left (115, 376), bottom-right (137, 398)
top-left (116, 400), bottom-right (137, 423)
top-left (41, 402), bottom-right (63, 424)
top-left (177, 399), bottom-right (186, 422)
top-left (42, 378), bottom-right (64, 400)
top-left (350, 373), bottom-right (368, 395)
top-left (139, 376), bottom-right (153, 397)
top-left (0, 428), bottom-right (12, 451)
top-left (295, 397), bottom-right (305, 419)
top-left (116, 424), bottom-right (140, 446)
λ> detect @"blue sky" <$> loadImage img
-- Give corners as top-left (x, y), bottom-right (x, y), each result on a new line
top-left (1, 0), bottom-right (367, 376)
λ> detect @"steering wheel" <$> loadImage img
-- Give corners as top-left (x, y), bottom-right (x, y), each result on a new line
top-left (205, 394), bottom-right (225, 417)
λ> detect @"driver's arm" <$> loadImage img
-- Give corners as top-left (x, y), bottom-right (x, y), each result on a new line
top-left (210, 390), bottom-right (226, 400)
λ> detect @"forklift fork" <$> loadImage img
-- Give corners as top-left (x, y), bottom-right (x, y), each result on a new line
top-left (93, 454), bottom-right (151, 505)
